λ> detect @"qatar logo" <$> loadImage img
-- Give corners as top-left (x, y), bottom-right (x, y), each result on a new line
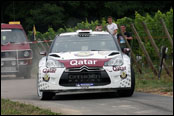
top-left (43, 68), bottom-right (56, 73)
top-left (113, 66), bottom-right (126, 71)
top-left (70, 59), bottom-right (97, 66)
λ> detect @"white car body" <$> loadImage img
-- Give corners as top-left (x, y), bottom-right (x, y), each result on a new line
top-left (37, 30), bottom-right (134, 100)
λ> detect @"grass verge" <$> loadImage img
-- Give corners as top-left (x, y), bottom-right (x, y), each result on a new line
top-left (1, 99), bottom-right (61, 115)
top-left (135, 65), bottom-right (173, 96)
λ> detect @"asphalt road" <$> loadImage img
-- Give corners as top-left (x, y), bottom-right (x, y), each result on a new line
top-left (1, 77), bottom-right (173, 115)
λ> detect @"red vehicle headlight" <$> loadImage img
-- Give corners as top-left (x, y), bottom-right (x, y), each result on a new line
top-left (24, 51), bottom-right (30, 57)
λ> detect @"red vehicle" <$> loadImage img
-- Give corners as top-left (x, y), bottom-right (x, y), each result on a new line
top-left (1, 21), bottom-right (32, 78)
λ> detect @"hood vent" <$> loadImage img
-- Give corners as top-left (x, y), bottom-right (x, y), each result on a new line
top-left (49, 54), bottom-right (60, 58)
top-left (108, 52), bottom-right (119, 56)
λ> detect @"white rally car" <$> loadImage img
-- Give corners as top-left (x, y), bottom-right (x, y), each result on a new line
top-left (37, 30), bottom-right (135, 100)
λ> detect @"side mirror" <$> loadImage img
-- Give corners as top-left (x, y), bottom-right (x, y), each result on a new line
top-left (40, 51), bottom-right (47, 56)
top-left (123, 48), bottom-right (130, 55)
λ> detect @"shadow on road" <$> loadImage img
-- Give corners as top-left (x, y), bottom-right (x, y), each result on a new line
top-left (52, 92), bottom-right (123, 101)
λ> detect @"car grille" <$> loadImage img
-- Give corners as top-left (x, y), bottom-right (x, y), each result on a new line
top-left (59, 66), bottom-right (111, 87)
top-left (1, 51), bottom-right (17, 58)
top-left (1, 50), bottom-right (32, 59)
top-left (65, 65), bottom-right (104, 72)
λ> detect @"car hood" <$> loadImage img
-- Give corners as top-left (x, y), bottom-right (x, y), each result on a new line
top-left (48, 51), bottom-right (121, 60)
top-left (47, 51), bottom-right (122, 68)
top-left (1, 43), bottom-right (30, 51)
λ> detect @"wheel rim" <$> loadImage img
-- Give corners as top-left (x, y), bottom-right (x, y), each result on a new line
top-left (38, 87), bottom-right (43, 98)
top-left (37, 74), bottom-right (43, 99)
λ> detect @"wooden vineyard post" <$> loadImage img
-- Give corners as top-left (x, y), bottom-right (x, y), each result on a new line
top-left (160, 18), bottom-right (173, 48)
top-left (118, 24), bottom-right (142, 74)
top-left (142, 21), bottom-right (172, 77)
top-left (131, 23), bottom-right (158, 77)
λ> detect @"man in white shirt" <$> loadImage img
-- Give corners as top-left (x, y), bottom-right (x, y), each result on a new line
top-left (106, 16), bottom-right (118, 38)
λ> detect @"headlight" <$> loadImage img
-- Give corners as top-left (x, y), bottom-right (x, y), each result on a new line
top-left (1, 61), bottom-right (4, 66)
top-left (11, 61), bottom-right (16, 66)
top-left (46, 59), bottom-right (64, 68)
top-left (104, 57), bottom-right (123, 66)
top-left (24, 51), bottom-right (30, 57)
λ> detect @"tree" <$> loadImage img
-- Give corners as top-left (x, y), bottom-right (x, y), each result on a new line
top-left (1, 1), bottom-right (173, 33)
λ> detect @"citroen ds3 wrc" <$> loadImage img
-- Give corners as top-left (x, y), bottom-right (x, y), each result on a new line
top-left (37, 30), bottom-right (135, 100)
top-left (1, 21), bottom-right (32, 79)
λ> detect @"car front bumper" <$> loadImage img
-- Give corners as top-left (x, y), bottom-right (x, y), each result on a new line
top-left (1, 58), bottom-right (32, 74)
top-left (38, 65), bottom-right (132, 93)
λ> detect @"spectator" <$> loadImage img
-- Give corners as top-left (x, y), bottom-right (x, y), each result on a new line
top-left (117, 25), bottom-right (133, 44)
top-left (95, 24), bottom-right (103, 31)
top-left (106, 16), bottom-right (118, 38)
top-left (117, 25), bottom-right (133, 50)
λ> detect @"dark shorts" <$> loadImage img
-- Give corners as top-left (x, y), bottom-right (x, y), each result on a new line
top-left (120, 43), bottom-right (127, 51)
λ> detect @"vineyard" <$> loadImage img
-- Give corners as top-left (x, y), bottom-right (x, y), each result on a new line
top-left (28, 9), bottom-right (173, 62)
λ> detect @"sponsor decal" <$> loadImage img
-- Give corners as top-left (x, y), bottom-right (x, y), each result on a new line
top-left (43, 74), bottom-right (50, 82)
top-left (70, 59), bottom-right (97, 66)
top-left (74, 52), bottom-right (94, 57)
top-left (113, 66), bottom-right (126, 71)
top-left (43, 68), bottom-right (56, 73)
top-left (58, 59), bottom-right (110, 68)
top-left (98, 51), bottom-right (110, 55)
top-left (120, 71), bottom-right (127, 79)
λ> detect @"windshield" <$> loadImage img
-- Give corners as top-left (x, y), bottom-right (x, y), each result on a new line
top-left (50, 34), bottom-right (119, 53)
top-left (1, 29), bottom-right (27, 45)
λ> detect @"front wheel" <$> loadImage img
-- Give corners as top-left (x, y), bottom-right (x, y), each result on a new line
top-left (38, 90), bottom-right (55, 100)
top-left (117, 67), bottom-right (135, 97)
top-left (37, 74), bottom-right (55, 100)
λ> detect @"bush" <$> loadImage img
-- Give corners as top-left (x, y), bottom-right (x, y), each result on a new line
top-left (27, 9), bottom-right (173, 62)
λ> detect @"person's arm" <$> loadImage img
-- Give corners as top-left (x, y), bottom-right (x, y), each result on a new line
top-left (105, 25), bottom-right (109, 33)
top-left (126, 32), bottom-right (133, 40)
top-left (95, 26), bottom-right (99, 31)
top-left (127, 36), bottom-right (133, 40)
top-left (113, 23), bottom-right (118, 35)
top-left (113, 29), bottom-right (117, 35)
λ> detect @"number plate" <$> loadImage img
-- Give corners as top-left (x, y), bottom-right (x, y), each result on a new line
top-left (68, 74), bottom-right (101, 79)
top-left (1, 67), bottom-right (17, 72)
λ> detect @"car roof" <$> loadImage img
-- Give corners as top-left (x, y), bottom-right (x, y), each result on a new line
top-left (1, 24), bottom-right (23, 30)
top-left (59, 30), bottom-right (110, 36)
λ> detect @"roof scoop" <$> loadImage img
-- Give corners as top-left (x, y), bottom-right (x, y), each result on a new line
top-left (77, 30), bottom-right (92, 37)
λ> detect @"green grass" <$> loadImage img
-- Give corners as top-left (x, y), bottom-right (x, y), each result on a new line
top-left (134, 65), bottom-right (173, 95)
top-left (1, 99), bottom-right (61, 115)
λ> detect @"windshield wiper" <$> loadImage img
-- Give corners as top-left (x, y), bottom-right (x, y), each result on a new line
top-left (1, 41), bottom-right (17, 46)
top-left (9, 41), bottom-right (16, 43)
top-left (90, 49), bottom-right (107, 51)
top-left (1, 42), bottom-right (10, 46)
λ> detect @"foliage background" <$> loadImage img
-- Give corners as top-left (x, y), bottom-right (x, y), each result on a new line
top-left (1, 1), bottom-right (173, 63)
top-left (1, 1), bottom-right (173, 32)
top-left (27, 9), bottom-right (173, 62)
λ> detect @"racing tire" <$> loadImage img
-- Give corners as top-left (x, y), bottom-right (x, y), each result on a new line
top-left (117, 67), bottom-right (135, 97)
top-left (38, 91), bottom-right (55, 100)
top-left (37, 84), bottom-right (55, 100)
top-left (37, 74), bottom-right (55, 100)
